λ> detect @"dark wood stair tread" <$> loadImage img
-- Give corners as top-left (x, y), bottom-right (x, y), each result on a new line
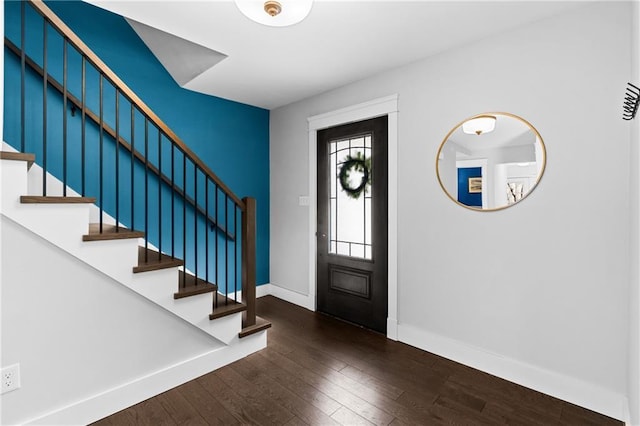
top-left (21, 195), bottom-right (96, 204)
top-left (174, 272), bottom-right (217, 299)
top-left (239, 316), bottom-right (272, 338)
top-left (1, 151), bottom-right (35, 169)
top-left (83, 223), bottom-right (145, 241)
top-left (133, 246), bottom-right (183, 273)
top-left (209, 293), bottom-right (246, 320)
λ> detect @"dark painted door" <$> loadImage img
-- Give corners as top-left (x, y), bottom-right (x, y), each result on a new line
top-left (458, 167), bottom-right (482, 207)
top-left (317, 116), bottom-right (388, 333)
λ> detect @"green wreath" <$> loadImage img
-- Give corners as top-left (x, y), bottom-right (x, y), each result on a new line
top-left (338, 152), bottom-right (371, 200)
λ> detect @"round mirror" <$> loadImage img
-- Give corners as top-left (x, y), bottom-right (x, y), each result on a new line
top-left (436, 112), bottom-right (546, 211)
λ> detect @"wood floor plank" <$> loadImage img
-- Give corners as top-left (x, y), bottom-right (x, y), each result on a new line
top-left (197, 372), bottom-right (282, 426)
top-left (283, 416), bottom-right (310, 426)
top-left (245, 352), bottom-right (343, 416)
top-left (260, 348), bottom-right (395, 426)
top-left (481, 400), bottom-right (563, 426)
top-left (214, 365), bottom-right (296, 425)
top-left (335, 362), bottom-right (404, 400)
top-left (231, 358), bottom-right (342, 426)
top-left (268, 329), bottom-right (348, 371)
top-left (330, 406), bottom-right (376, 426)
top-left (435, 380), bottom-right (487, 412)
top-left (445, 364), bottom-right (564, 418)
top-left (156, 388), bottom-right (209, 426)
top-left (127, 397), bottom-right (177, 426)
top-left (176, 380), bottom-right (240, 425)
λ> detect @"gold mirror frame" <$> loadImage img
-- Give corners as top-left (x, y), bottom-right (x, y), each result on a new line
top-left (436, 112), bottom-right (546, 212)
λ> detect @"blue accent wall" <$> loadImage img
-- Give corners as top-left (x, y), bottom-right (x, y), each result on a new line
top-left (457, 167), bottom-right (482, 207)
top-left (3, 0), bottom-right (270, 286)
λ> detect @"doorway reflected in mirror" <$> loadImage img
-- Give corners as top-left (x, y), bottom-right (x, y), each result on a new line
top-left (436, 112), bottom-right (546, 211)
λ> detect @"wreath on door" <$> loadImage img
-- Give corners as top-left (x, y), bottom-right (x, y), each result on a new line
top-left (338, 152), bottom-right (371, 200)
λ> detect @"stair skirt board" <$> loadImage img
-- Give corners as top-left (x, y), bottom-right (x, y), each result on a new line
top-left (22, 334), bottom-right (266, 426)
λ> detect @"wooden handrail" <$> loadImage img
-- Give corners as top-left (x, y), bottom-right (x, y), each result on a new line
top-left (4, 37), bottom-right (236, 240)
top-left (27, 0), bottom-right (245, 209)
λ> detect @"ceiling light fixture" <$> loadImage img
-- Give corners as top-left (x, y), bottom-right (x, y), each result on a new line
top-left (235, 0), bottom-right (313, 27)
top-left (462, 115), bottom-right (497, 135)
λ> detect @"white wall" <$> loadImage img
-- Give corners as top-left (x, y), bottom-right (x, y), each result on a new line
top-left (0, 216), bottom-right (223, 425)
top-left (628, 0), bottom-right (640, 423)
top-left (271, 2), bottom-right (631, 419)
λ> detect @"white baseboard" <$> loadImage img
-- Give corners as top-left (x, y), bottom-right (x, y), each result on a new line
top-left (25, 332), bottom-right (267, 426)
top-left (259, 283), bottom-right (315, 311)
top-left (386, 318), bottom-right (398, 341)
top-left (398, 323), bottom-right (628, 422)
top-left (256, 283), bottom-right (272, 298)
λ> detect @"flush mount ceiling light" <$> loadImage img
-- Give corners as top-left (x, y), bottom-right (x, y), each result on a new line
top-left (462, 115), bottom-right (497, 135)
top-left (235, 0), bottom-right (313, 27)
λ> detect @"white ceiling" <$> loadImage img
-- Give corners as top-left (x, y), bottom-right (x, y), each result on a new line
top-left (85, 0), bottom-right (589, 110)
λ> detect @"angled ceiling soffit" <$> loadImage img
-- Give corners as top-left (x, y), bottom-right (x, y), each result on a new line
top-left (127, 18), bottom-right (227, 87)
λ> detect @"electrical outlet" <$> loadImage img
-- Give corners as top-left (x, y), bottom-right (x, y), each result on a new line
top-left (1, 364), bottom-right (21, 394)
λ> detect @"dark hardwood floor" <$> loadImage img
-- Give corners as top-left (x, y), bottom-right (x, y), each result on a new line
top-left (92, 296), bottom-right (622, 425)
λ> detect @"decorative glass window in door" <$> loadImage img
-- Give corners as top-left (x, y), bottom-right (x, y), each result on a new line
top-left (328, 134), bottom-right (372, 259)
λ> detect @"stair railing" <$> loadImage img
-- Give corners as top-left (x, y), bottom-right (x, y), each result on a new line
top-left (4, 0), bottom-right (258, 328)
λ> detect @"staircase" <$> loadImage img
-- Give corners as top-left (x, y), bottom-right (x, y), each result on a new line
top-left (1, 0), bottom-right (269, 423)
top-left (1, 148), bottom-right (269, 342)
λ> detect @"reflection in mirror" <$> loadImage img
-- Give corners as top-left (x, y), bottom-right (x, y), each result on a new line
top-left (436, 113), bottom-right (546, 211)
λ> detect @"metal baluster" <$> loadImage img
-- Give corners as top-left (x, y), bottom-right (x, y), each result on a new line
top-left (158, 130), bottom-right (162, 261)
top-left (144, 118), bottom-right (149, 262)
top-left (42, 21), bottom-right (48, 196)
top-left (115, 91), bottom-right (120, 231)
top-left (99, 74), bottom-right (104, 231)
top-left (234, 202), bottom-right (238, 302)
top-left (183, 154), bottom-right (187, 287)
top-left (225, 193), bottom-right (228, 305)
top-left (205, 179), bottom-right (209, 284)
top-left (130, 104), bottom-right (135, 230)
top-left (171, 143), bottom-right (175, 258)
top-left (20, 1), bottom-right (25, 153)
top-left (214, 184), bottom-right (219, 309)
top-left (194, 165), bottom-right (198, 284)
top-left (81, 57), bottom-right (86, 196)
top-left (62, 39), bottom-right (67, 196)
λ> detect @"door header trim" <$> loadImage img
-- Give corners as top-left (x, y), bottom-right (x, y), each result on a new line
top-left (308, 95), bottom-right (399, 131)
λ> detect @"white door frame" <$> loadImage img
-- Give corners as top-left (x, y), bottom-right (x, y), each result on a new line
top-left (307, 95), bottom-right (399, 340)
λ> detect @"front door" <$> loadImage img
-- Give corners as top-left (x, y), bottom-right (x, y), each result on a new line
top-left (317, 116), bottom-right (388, 333)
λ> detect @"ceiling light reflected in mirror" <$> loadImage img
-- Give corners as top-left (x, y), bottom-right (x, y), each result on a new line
top-left (462, 115), bottom-right (497, 135)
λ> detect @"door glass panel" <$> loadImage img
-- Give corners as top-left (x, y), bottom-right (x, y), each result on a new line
top-left (328, 134), bottom-right (372, 260)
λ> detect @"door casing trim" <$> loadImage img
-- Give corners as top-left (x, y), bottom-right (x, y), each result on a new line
top-left (307, 94), bottom-right (399, 340)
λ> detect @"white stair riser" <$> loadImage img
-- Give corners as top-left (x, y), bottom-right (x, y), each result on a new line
top-left (1, 160), bottom-right (30, 205)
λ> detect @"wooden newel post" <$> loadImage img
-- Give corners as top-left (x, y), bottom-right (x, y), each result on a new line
top-left (241, 197), bottom-right (257, 328)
